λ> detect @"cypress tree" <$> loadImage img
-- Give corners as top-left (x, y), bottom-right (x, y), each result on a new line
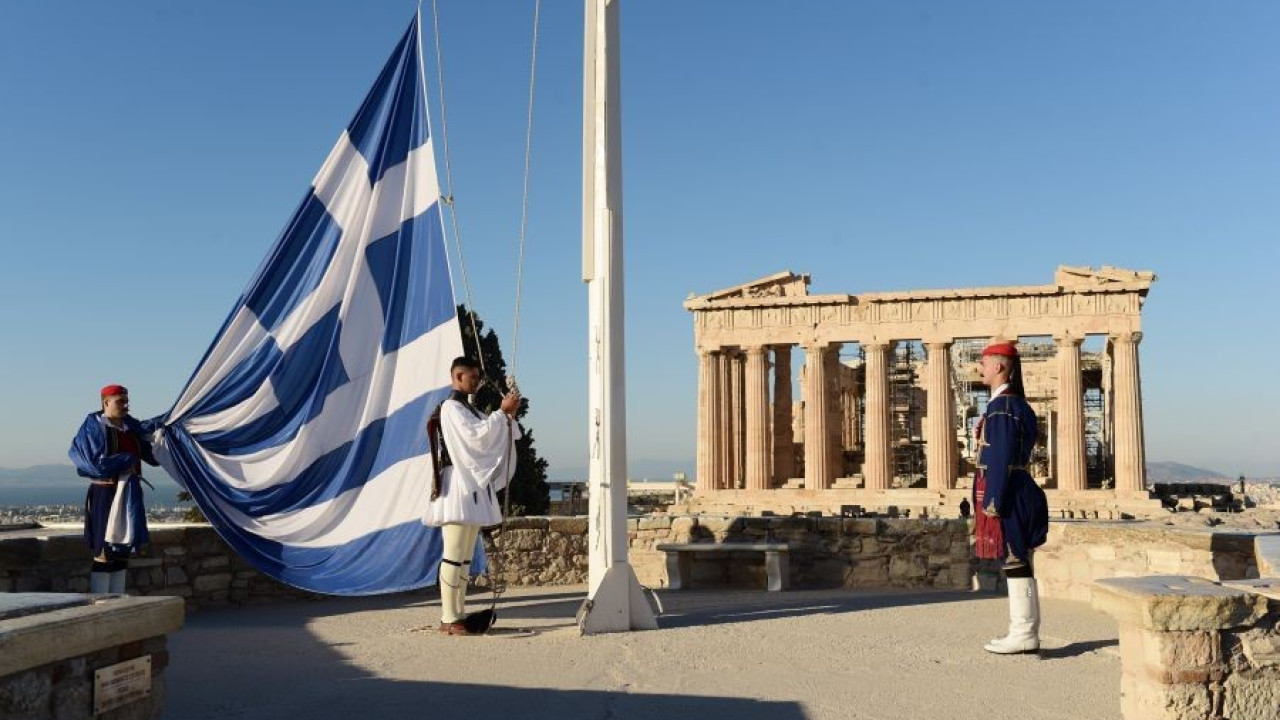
top-left (456, 303), bottom-right (551, 516)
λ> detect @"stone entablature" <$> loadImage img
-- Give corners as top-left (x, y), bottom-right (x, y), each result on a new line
top-left (686, 265), bottom-right (1159, 512)
top-left (685, 266), bottom-right (1156, 346)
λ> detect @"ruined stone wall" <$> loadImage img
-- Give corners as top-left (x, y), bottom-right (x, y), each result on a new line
top-left (1036, 522), bottom-right (1260, 603)
top-left (0, 635), bottom-right (170, 720)
top-left (625, 515), bottom-right (972, 590)
top-left (11, 518), bottom-right (1266, 607)
top-left (481, 517), bottom-right (590, 587)
top-left (0, 527), bottom-right (315, 611)
top-left (1094, 577), bottom-right (1279, 720)
top-left (2, 517), bottom-right (972, 606)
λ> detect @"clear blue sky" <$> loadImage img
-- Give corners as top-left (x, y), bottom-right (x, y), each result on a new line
top-left (1, 1), bottom-right (1277, 479)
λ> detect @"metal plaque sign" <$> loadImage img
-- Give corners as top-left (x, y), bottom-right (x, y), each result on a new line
top-left (93, 655), bottom-right (151, 715)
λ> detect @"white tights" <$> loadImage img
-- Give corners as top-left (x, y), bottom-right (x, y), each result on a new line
top-left (439, 523), bottom-right (480, 624)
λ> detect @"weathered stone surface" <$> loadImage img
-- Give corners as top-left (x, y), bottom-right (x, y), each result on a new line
top-left (1094, 576), bottom-right (1267, 632)
top-left (696, 516), bottom-right (735, 534)
top-left (1136, 629), bottom-right (1217, 671)
top-left (1238, 630), bottom-right (1280, 669)
top-left (636, 516), bottom-right (671, 531)
top-left (0, 538), bottom-right (41, 570)
top-left (1223, 672), bottom-right (1280, 720)
top-left (165, 567), bottom-right (189, 585)
top-left (0, 597), bottom-right (182, 679)
top-left (547, 517), bottom-right (587, 535)
top-left (670, 517), bottom-right (696, 536)
top-left (39, 535), bottom-right (87, 563)
top-left (0, 669), bottom-right (50, 717)
top-left (201, 556), bottom-right (230, 570)
top-left (0, 593), bottom-right (90, 622)
top-left (888, 555), bottom-right (927, 583)
top-left (51, 673), bottom-right (91, 719)
top-left (504, 516), bottom-right (549, 531)
top-left (192, 573), bottom-right (233, 593)
top-left (499, 530), bottom-right (544, 552)
top-left (947, 564), bottom-right (972, 588)
top-left (15, 578), bottom-right (48, 592)
top-left (845, 558), bottom-right (888, 587)
top-left (1255, 534), bottom-right (1280, 578)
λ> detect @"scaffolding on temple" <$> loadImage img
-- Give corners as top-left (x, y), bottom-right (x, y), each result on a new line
top-left (890, 342), bottom-right (925, 487)
top-left (949, 339), bottom-right (987, 484)
top-left (1080, 343), bottom-right (1111, 488)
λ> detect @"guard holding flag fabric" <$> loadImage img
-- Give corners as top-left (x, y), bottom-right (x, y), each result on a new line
top-left (425, 357), bottom-right (521, 635)
top-left (68, 385), bottom-right (161, 594)
top-left (973, 341), bottom-right (1049, 654)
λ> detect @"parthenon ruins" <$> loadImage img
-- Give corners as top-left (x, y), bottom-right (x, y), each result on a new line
top-left (683, 266), bottom-right (1160, 519)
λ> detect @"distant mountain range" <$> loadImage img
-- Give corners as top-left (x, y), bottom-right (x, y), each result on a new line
top-left (1145, 461), bottom-right (1233, 483)
top-left (0, 464), bottom-right (180, 488)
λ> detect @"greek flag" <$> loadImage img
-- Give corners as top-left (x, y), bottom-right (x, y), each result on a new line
top-left (154, 17), bottom-right (465, 594)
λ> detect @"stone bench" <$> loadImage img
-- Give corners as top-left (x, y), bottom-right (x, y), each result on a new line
top-left (1255, 534), bottom-right (1280, 577)
top-left (1, 593), bottom-right (184, 718)
top-left (655, 542), bottom-right (791, 592)
top-left (1092, 575), bottom-right (1279, 720)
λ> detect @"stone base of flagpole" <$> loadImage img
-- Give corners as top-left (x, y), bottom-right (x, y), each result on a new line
top-left (577, 564), bottom-right (657, 634)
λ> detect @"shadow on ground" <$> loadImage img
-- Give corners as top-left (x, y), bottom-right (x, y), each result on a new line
top-left (651, 587), bottom-right (979, 629)
top-left (169, 586), bottom-right (812, 720)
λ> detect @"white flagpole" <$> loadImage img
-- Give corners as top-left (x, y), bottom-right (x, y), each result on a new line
top-left (578, 0), bottom-right (656, 634)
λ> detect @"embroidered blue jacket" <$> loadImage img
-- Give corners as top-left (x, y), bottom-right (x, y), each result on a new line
top-left (68, 412), bottom-right (161, 479)
top-left (977, 394), bottom-right (1049, 561)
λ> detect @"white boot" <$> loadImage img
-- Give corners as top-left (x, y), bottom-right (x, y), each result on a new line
top-left (985, 577), bottom-right (1040, 654)
top-left (89, 572), bottom-right (110, 594)
top-left (108, 569), bottom-right (128, 594)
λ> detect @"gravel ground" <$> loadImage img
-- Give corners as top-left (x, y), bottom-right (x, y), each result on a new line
top-left (167, 584), bottom-right (1121, 720)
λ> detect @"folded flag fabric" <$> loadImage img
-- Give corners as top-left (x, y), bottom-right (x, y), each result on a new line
top-left (154, 16), bottom-right (469, 594)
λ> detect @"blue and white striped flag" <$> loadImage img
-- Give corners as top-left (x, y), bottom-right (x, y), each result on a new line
top-left (154, 16), bottom-right (465, 594)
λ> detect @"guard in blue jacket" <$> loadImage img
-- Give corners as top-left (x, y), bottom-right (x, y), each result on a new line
top-left (974, 342), bottom-right (1049, 654)
top-left (68, 384), bottom-right (161, 594)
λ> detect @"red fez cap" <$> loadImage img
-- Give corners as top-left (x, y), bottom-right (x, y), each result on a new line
top-left (981, 342), bottom-right (1019, 358)
top-left (100, 384), bottom-right (128, 398)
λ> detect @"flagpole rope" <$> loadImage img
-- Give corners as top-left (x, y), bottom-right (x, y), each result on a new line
top-left (419, 0), bottom-right (542, 634)
top-left (509, 0), bottom-right (541, 388)
top-left (424, 0), bottom-right (486, 378)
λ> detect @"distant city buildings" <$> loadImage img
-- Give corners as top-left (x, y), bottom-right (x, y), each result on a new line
top-left (1, 504), bottom-right (192, 527)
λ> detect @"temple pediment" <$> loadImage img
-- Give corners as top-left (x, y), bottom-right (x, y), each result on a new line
top-left (693, 271), bottom-right (811, 302)
top-left (1055, 265), bottom-right (1157, 287)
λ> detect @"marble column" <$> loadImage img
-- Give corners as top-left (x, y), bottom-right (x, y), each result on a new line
top-left (925, 341), bottom-right (957, 490)
top-left (825, 344), bottom-right (844, 477)
top-left (729, 351), bottom-right (745, 489)
top-left (717, 352), bottom-right (733, 489)
top-left (802, 343), bottom-right (835, 490)
top-left (771, 346), bottom-right (795, 485)
top-left (1112, 332), bottom-right (1147, 495)
top-left (1055, 334), bottom-right (1087, 492)
top-left (696, 349), bottom-right (722, 493)
top-left (744, 346), bottom-right (771, 491)
top-left (863, 341), bottom-right (892, 490)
